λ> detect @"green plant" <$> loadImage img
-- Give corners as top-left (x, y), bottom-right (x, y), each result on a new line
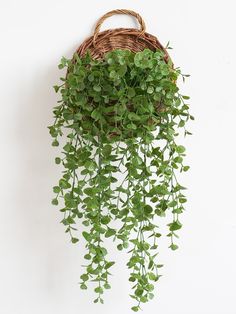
top-left (49, 48), bottom-right (193, 311)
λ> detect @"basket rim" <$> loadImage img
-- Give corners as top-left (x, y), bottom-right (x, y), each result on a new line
top-left (76, 27), bottom-right (170, 62)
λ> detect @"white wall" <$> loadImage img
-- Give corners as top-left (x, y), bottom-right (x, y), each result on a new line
top-left (1, 1), bottom-right (236, 313)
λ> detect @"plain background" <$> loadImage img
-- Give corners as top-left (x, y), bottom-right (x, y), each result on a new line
top-left (0, 0), bottom-right (236, 313)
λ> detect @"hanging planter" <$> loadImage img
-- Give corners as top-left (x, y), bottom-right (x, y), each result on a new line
top-left (49, 9), bottom-right (193, 311)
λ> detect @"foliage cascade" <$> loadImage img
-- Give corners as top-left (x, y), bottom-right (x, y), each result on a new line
top-left (49, 48), bottom-right (192, 311)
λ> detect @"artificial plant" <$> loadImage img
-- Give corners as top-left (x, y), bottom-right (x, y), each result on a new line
top-left (49, 48), bottom-right (192, 311)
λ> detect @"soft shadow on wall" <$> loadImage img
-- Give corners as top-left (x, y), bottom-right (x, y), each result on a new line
top-left (12, 48), bottom-right (87, 302)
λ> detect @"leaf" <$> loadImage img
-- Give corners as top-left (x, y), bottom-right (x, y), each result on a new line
top-left (103, 144), bottom-right (112, 157)
top-left (169, 200), bottom-right (177, 207)
top-left (109, 70), bottom-right (117, 79)
top-left (118, 65), bottom-right (127, 76)
top-left (183, 165), bottom-right (190, 172)
top-left (93, 85), bottom-right (101, 92)
top-left (127, 123), bottom-right (137, 130)
top-left (88, 74), bottom-right (94, 82)
top-left (131, 306), bottom-right (139, 312)
top-left (149, 185), bottom-right (168, 196)
top-left (123, 242), bottom-right (129, 249)
top-left (53, 186), bottom-right (60, 193)
top-left (52, 139), bottom-right (59, 147)
top-left (104, 283), bottom-right (111, 289)
top-left (147, 86), bottom-right (154, 94)
top-left (176, 145), bottom-right (186, 153)
top-left (91, 109), bottom-right (101, 121)
top-left (80, 283), bottom-right (87, 290)
top-left (82, 231), bottom-right (91, 242)
top-left (58, 56), bottom-right (67, 69)
top-left (84, 160), bottom-right (97, 171)
top-left (117, 244), bottom-right (123, 251)
top-left (135, 288), bottom-right (143, 296)
top-left (128, 112), bottom-right (141, 121)
top-left (94, 286), bottom-right (103, 294)
top-left (179, 197), bottom-right (187, 203)
top-left (53, 85), bottom-right (60, 93)
top-left (179, 120), bottom-right (185, 127)
top-left (104, 261), bottom-right (115, 269)
top-left (172, 207), bottom-right (183, 214)
top-left (127, 87), bottom-right (136, 98)
top-left (83, 253), bottom-right (91, 260)
top-left (144, 205), bottom-right (153, 215)
top-left (147, 283), bottom-right (154, 292)
top-left (55, 157), bottom-right (61, 164)
top-left (63, 143), bottom-right (72, 152)
top-left (105, 228), bottom-right (116, 238)
top-left (84, 187), bottom-right (99, 196)
top-left (132, 156), bottom-right (142, 166)
top-left (71, 237), bottom-right (79, 244)
top-left (107, 57), bottom-right (114, 65)
top-left (74, 112), bottom-right (82, 120)
top-left (80, 274), bottom-right (89, 281)
top-left (101, 216), bottom-right (111, 225)
top-left (148, 272), bottom-right (157, 281)
top-left (59, 179), bottom-right (71, 189)
top-left (169, 221), bottom-right (182, 231)
top-left (65, 216), bottom-right (75, 224)
top-left (51, 198), bottom-right (58, 205)
top-left (169, 243), bottom-right (179, 250)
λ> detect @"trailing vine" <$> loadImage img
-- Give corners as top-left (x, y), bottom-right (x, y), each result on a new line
top-left (49, 48), bottom-right (193, 311)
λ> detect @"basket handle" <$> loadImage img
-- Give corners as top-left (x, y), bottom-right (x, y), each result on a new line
top-left (93, 9), bottom-right (146, 45)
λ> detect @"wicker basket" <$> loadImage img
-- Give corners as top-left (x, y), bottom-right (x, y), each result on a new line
top-left (76, 9), bottom-right (170, 62)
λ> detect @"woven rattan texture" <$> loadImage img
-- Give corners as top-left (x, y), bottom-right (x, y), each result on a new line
top-left (76, 9), bottom-right (169, 61)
